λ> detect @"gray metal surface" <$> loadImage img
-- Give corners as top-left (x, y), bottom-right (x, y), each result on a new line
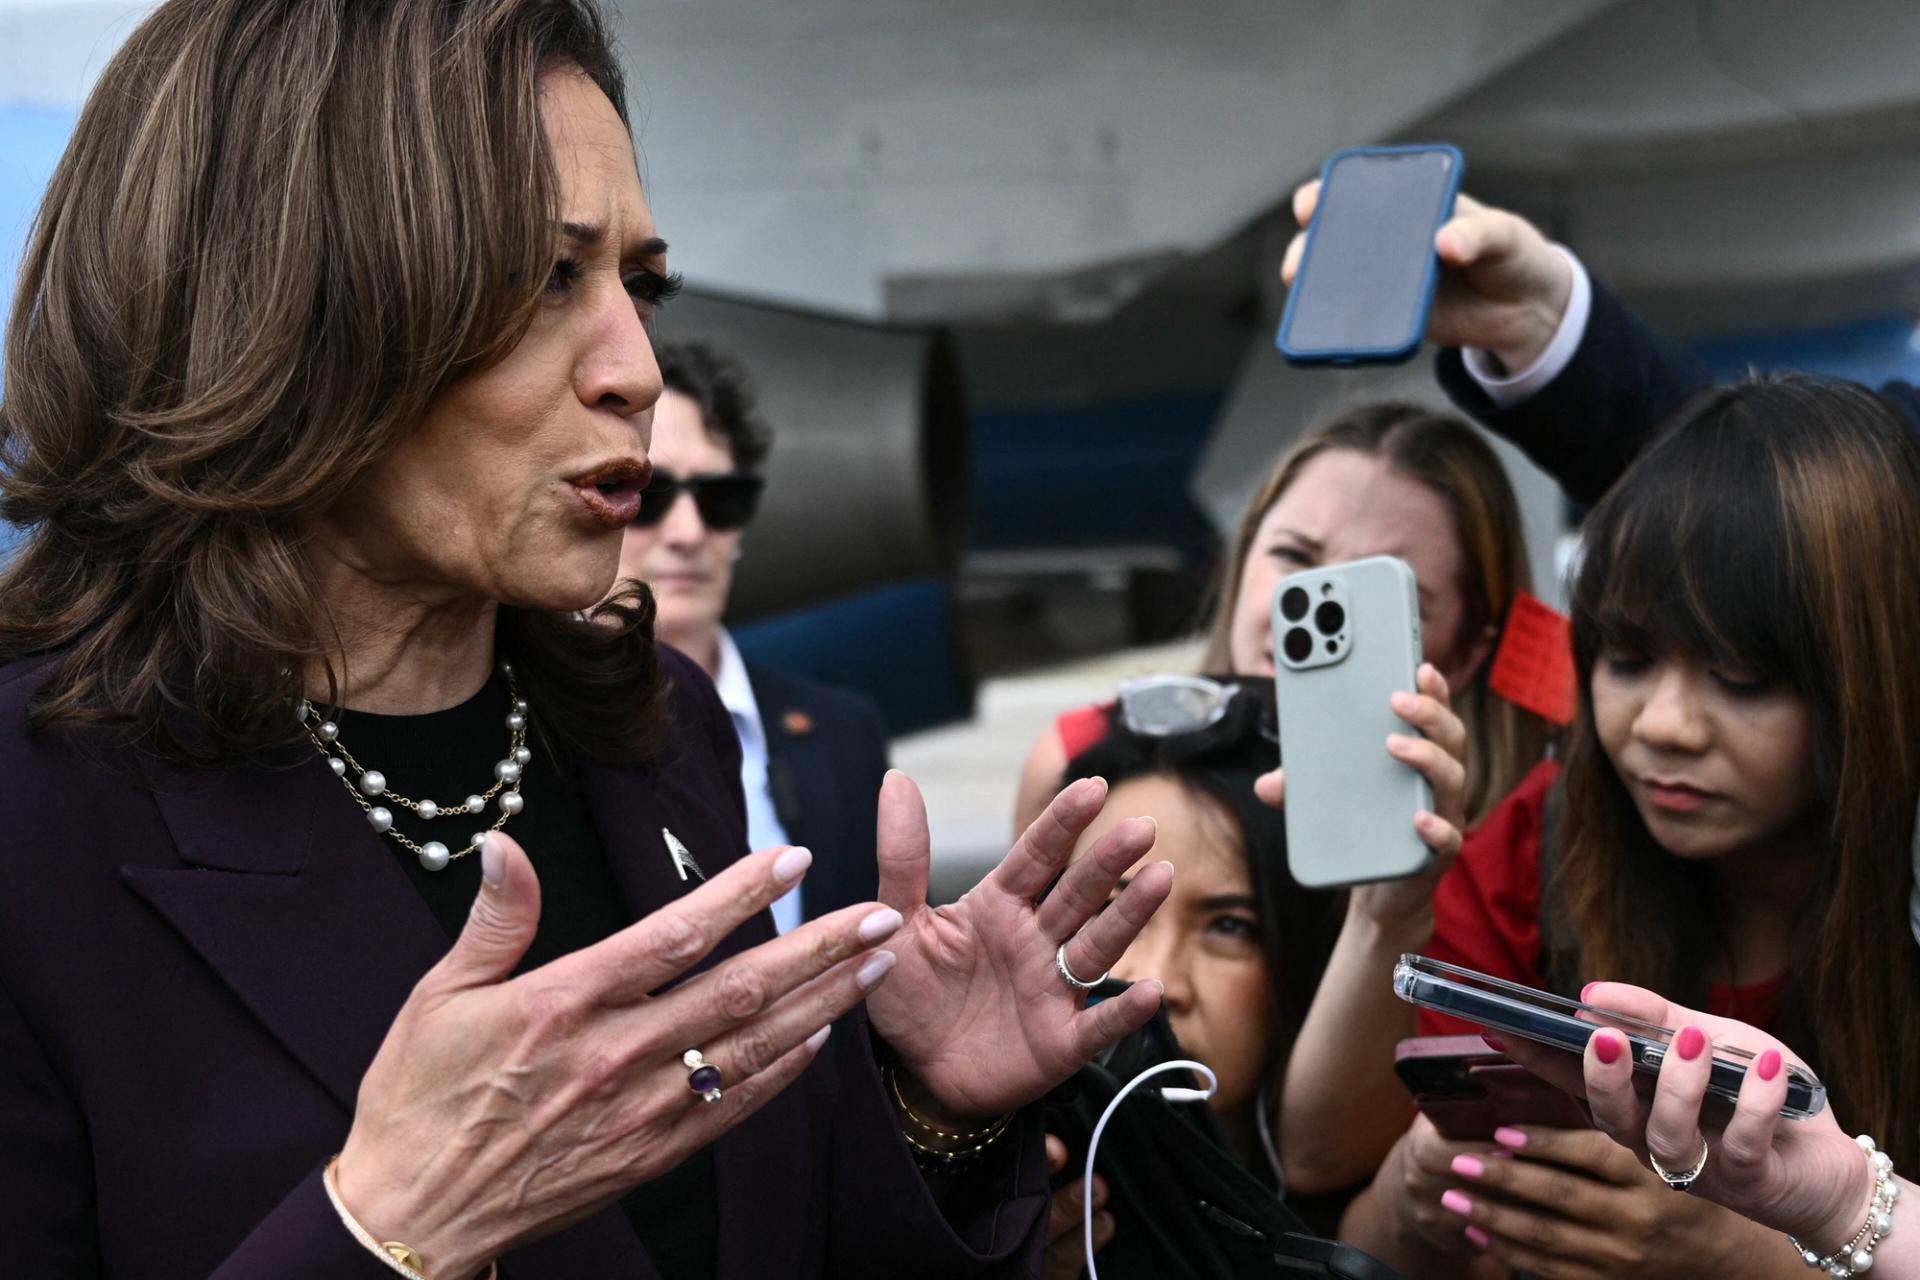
top-left (659, 290), bottom-right (968, 619)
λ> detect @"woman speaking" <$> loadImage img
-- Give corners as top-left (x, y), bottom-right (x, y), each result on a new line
top-left (0, 1), bottom-right (1171, 1276)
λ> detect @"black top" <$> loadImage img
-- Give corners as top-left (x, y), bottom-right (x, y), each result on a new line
top-left (333, 672), bottom-right (717, 1280)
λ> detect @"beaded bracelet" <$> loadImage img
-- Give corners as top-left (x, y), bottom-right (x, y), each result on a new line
top-left (1786, 1134), bottom-right (1900, 1277)
top-left (322, 1156), bottom-right (498, 1280)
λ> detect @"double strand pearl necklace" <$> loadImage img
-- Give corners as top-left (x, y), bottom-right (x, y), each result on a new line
top-left (303, 663), bottom-right (531, 872)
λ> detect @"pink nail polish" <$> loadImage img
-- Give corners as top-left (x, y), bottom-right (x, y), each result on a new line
top-left (1676, 1026), bottom-right (1706, 1061)
top-left (1493, 1126), bottom-right (1527, 1151)
top-left (1441, 1189), bottom-right (1473, 1217)
top-left (1594, 1031), bottom-right (1622, 1064)
top-left (1480, 1034), bottom-right (1507, 1052)
top-left (1451, 1154), bottom-right (1486, 1178)
top-left (1580, 981), bottom-right (1598, 1001)
top-left (1756, 1049), bottom-right (1781, 1082)
top-left (1465, 1225), bottom-right (1491, 1249)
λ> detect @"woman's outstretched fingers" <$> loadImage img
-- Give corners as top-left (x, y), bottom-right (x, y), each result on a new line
top-left (554, 841), bottom-right (814, 1007)
top-left (650, 901), bottom-right (904, 1051)
top-left (1035, 815), bottom-right (1156, 941)
top-left (1059, 859), bottom-right (1171, 985)
top-left (993, 777), bottom-right (1110, 900)
top-left (696, 946), bottom-right (894, 1084)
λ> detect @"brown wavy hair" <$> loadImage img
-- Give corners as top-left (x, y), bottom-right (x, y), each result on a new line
top-left (1202, 403), bottom-right (1553, 823)
top-left (0, 0), bottom-right (664, 768)
top-left (1552, 375), bottom-right (1920, 1170)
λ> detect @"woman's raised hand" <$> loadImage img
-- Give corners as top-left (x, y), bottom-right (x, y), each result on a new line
top-left (865, 771), bottom-right (1173, 1122)
top-left (334, 833), bottom-right (902, 1279)
top-left (1282, 178), bottom-right (1573, 372)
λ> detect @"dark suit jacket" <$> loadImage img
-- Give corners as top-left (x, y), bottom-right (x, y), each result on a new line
top-left (0, 646), bottom-right (1045, 1278)
top-left (747, 663), bottom-right (888, 923)
top-left (1435, 277), bottom-right (1920, 504)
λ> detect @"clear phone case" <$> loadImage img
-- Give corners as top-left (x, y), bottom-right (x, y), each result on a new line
top-left (1393, 955), bottom-right (1826, 1120)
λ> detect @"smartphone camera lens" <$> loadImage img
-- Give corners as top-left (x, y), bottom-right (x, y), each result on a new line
top-left (1280, 586), bottom-right (1309, 622)
top-left (1283, 627), bottom-right (1313, 665)
top-left (1314, 601), bottom-right (1345, 636)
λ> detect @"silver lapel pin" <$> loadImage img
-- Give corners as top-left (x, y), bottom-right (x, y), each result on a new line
top-left (663, 828), bottom-right (704, 882)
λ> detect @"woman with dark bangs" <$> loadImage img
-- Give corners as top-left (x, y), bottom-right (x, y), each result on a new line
top-left (1286, 376), bottom-right (1920, 1279)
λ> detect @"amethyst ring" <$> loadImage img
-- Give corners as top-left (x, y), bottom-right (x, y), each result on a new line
top-left (682, 1049), bottom-right (723, 1103)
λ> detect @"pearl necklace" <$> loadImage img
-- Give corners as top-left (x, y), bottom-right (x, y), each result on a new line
top-left (302, 663), bottom-right (530, 872)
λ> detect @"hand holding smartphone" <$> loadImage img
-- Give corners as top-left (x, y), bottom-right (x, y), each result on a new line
top-left (1273, 555), bottom-right (1432, 888)
top-left (1393, 956), bottom-right (1827, 1121)
top-left (1277, 144), bottom-right (1463, 366)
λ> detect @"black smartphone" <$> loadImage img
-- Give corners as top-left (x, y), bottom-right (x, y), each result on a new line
top-left (1394, 955), bottom-right (1826, 1120)
top-left (1276, 144), bottom-right (1462, 366)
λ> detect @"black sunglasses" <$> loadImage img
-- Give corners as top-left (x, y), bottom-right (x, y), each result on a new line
top-left (632, 469), bottom-right (766, 531)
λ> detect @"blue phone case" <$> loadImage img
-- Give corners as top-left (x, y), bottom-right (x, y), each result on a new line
top-left (1276, 143), bottom-right (1464, 366)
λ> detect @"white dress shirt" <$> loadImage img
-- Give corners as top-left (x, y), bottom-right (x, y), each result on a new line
top-left (1461, 245), bottom-right (1593, 408)
top-left (711, 628), bottom-right (803, 934)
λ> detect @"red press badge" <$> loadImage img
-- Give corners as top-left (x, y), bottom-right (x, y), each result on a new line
top-left (1488, 590), bottom-right (1577, 725)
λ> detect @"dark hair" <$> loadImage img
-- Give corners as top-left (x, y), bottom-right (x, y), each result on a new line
top-left (1061, 687), bottom-right (1345, 1088)
top-left (0, 0), bottom-right (664, 768)
top-left (656, 341), bottom-right (773, 473)
top-left (1202, 402), bottom-right (1552, 824)
top-left (1553, 374), bottom-right (1920, 1170)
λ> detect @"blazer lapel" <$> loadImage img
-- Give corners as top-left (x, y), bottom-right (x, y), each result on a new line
top-left (123, 751), bottom-right (446, 1113)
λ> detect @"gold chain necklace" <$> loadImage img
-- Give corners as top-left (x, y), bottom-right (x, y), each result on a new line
top-left (302, 663), bottom-right (530, 872)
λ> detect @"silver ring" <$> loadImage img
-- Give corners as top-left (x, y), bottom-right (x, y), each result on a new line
top-left (682, 1049), bottom-right (723, 1104)
top-left (1647, 1135), bottom-right (1710, 1191)
top-left (1054, 940), bottom-right (1109, 992)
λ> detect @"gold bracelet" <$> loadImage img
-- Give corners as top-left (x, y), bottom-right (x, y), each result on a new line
top-left (884, 1063), bottom-right (1011, 1143)
top-left (898, 1117), bottom-right (1014, 1165)
top-left (322, 1156), bottom-right (498, 1280)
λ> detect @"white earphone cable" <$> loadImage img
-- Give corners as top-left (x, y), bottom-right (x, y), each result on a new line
top-left (1083, 1059), bottom-right (1218, 1280)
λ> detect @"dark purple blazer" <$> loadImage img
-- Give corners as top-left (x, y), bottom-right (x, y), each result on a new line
top-left (0, 646), bottom-right (1047, 1278)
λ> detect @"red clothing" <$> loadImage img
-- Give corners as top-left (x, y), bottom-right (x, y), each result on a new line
top-left (1419, 758), bottom-right (1786, 1036)
top-left (1055, 702), bottom-right (1114, 761)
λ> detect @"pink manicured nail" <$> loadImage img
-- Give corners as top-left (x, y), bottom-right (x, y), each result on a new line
top-left (1594, 1031), bottom-right (1623, 1064)
top-left (1493, 1126), bottom-right (1527, 1151)
top-left (857, 907), bottom-right (903, 944)
top-left (1676, 1026), bottom-right (1706, 1061)
top-left (1441, 1190), bottom-right (1473, 1217)
top-left (856, 950), bottom-right (897, 990)
top-left (1580, 981), bottom-right (1598, 1001)
top-left (773, 846), bottom-right (813, 883)
top-left (1465, 1225), bottom-right (1491, 1249)
top-left (479, 832), bottom-right (504, 887)
top-left (1756, 1049), bottom-right (1782, 1082)
top-left (1451, 1154), bottom-right (1486, 1178)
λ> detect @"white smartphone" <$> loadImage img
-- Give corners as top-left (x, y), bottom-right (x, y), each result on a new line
top-left (1272, 555), bottom-right (1432, 887)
